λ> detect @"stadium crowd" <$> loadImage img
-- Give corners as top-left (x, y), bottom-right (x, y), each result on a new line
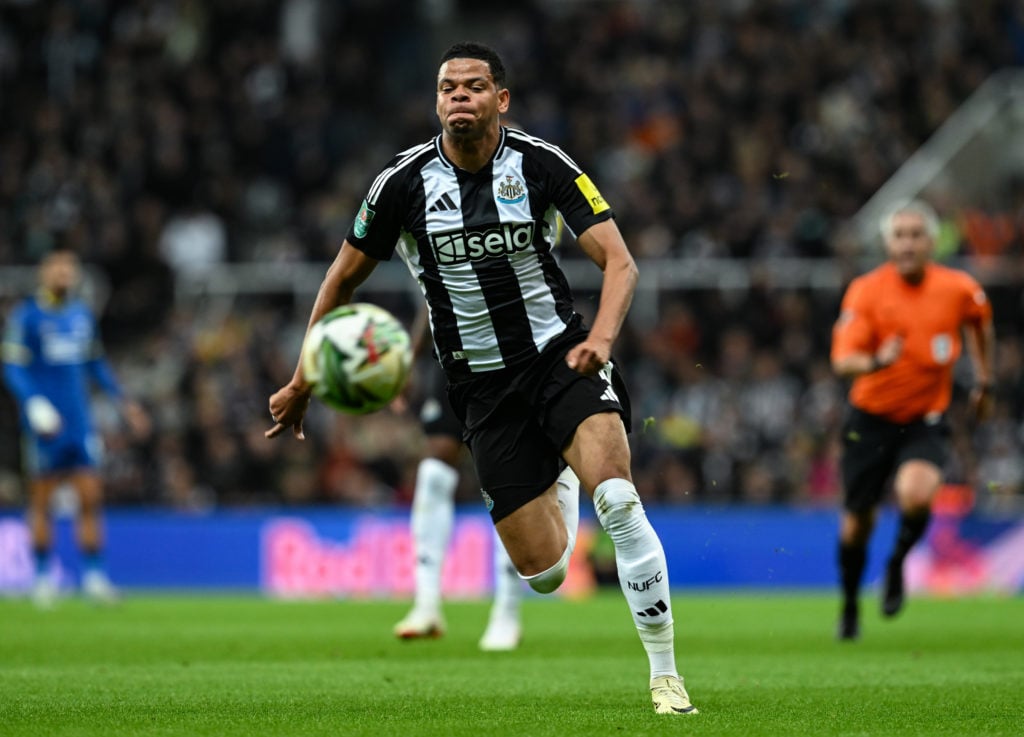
top-left (1, 0), bottom-right (1022, 511)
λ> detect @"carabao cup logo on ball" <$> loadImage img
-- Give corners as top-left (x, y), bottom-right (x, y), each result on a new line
top-left (301, 303), bottom-right (412, 414)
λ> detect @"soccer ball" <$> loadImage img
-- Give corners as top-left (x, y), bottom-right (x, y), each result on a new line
top-left (301, 303), bottom-right (413, 415)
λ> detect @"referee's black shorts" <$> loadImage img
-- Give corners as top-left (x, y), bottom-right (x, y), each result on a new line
top-left (840, 405), bottom-right (950, 514)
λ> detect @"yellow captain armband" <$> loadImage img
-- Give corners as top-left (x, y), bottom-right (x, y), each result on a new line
top-left (574, 174), bottom-right (610, 215)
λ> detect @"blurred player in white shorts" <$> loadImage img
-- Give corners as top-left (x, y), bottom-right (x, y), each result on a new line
top-left (394, 334), bottom-right (579, 651)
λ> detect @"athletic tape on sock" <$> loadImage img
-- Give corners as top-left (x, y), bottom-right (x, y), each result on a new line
top-left (520, 539), bottom-right (572, 594)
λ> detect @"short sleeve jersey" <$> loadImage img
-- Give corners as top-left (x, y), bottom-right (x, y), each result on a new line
top-left (831, 262), bottom-right (992, 423)
top-left (345, 127), bottom-right (614, 380)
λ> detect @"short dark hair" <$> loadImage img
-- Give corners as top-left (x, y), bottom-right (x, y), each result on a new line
top-left (439, 42), bottom-right (506, 88)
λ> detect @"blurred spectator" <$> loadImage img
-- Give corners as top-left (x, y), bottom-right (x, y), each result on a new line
top-left (158, 196), bottom-right (228, 278)
top-left (0, 0), bottom-right (1020, 510)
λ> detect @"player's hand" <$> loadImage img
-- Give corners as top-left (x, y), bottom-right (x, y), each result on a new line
top-left (566, 338), bottom-right (611, 376)
top-left (388, 368), bottom-right (419, 415)
top-left (968, 384), bottom-right (995, 425)
top-left (266, 383), bottom-right (312, 440)
top-left (875, 335), bottom-right (903, 369)
top-left (122, 400), bottom-right (152, 439)
top-left (25, 395), bottom-right (62, 437)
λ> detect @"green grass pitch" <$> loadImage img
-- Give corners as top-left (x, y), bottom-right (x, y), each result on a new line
top-left (1, 591), bottom-right (1021, 736)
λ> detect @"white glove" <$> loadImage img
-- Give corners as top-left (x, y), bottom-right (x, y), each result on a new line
top-left (26, 395), bottom-right (62, 436)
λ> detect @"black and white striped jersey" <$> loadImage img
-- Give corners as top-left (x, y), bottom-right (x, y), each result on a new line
top-left (346, 126), bottom-right (615, 380)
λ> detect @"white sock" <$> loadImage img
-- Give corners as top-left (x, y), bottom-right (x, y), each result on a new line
top-left (593, 478), bottom-right (678, 680)
top-left (520, 536), bottom-right (573, 594)
top-left (518, 467), bottom-right (583, 594)
top-left (410, 457), bottom-right (459, 614)
top-left (489, 529), bottom-right (520, 622)
top-left (557, 466), bottom-right (580, 555)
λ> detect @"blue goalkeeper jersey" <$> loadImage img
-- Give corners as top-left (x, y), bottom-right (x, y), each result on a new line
top-left (1, 291), bottom-right (122, 438)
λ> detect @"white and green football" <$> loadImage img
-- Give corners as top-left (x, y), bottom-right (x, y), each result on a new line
top-left (301, 303), bottom-right (412, 415)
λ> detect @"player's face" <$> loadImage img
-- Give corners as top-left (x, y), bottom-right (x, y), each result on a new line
top-left (436, 58), bottom-right (509, 140)
top-left (885, 211), bottom-right (933, 281)
top-left (40, 252), bottom-right (81, 295)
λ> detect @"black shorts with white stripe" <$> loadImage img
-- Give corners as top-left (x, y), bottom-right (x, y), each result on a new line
top-left (448, 321), bottom-right (631, 522)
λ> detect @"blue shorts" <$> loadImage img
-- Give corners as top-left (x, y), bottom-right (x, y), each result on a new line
top-left (24, 430), bottom-right (102, 476)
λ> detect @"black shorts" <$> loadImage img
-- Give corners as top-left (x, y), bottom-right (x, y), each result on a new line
top-left (417, 360), bottom-right (463, 439)
top-left (840, 405), bottom-right (950, 514)
top-left (447, 324), bottom-right (631, 523)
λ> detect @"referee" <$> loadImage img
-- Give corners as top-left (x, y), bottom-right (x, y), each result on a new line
top-left (830, 200), bottom-right (994, 640)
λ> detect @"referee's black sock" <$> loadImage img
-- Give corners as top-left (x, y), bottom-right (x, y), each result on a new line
top-left (838, 542), bottom-right (866, 612)
top-left (889, 511), bottom-right (931, 568)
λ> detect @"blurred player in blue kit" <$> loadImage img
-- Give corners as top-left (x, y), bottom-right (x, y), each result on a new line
top-left (2, 248), bottom-right (148, 606)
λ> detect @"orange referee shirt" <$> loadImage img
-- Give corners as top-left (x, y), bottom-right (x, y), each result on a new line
top-left (831, 262), bottom-right (992, 423)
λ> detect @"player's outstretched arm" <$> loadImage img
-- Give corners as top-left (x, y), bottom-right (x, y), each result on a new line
top-left (266, 241), bottom-right (380, 440)
top-left (830, 281), bottom-right (904, 379)
top-left (85, 352), bottom-right (151, 438)
top-left (567, 219), bottom-right (638, 375)
top-left (121, 399), bottom-right (151, 439)
top-left (831, 334), bottom-right (903, 378)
